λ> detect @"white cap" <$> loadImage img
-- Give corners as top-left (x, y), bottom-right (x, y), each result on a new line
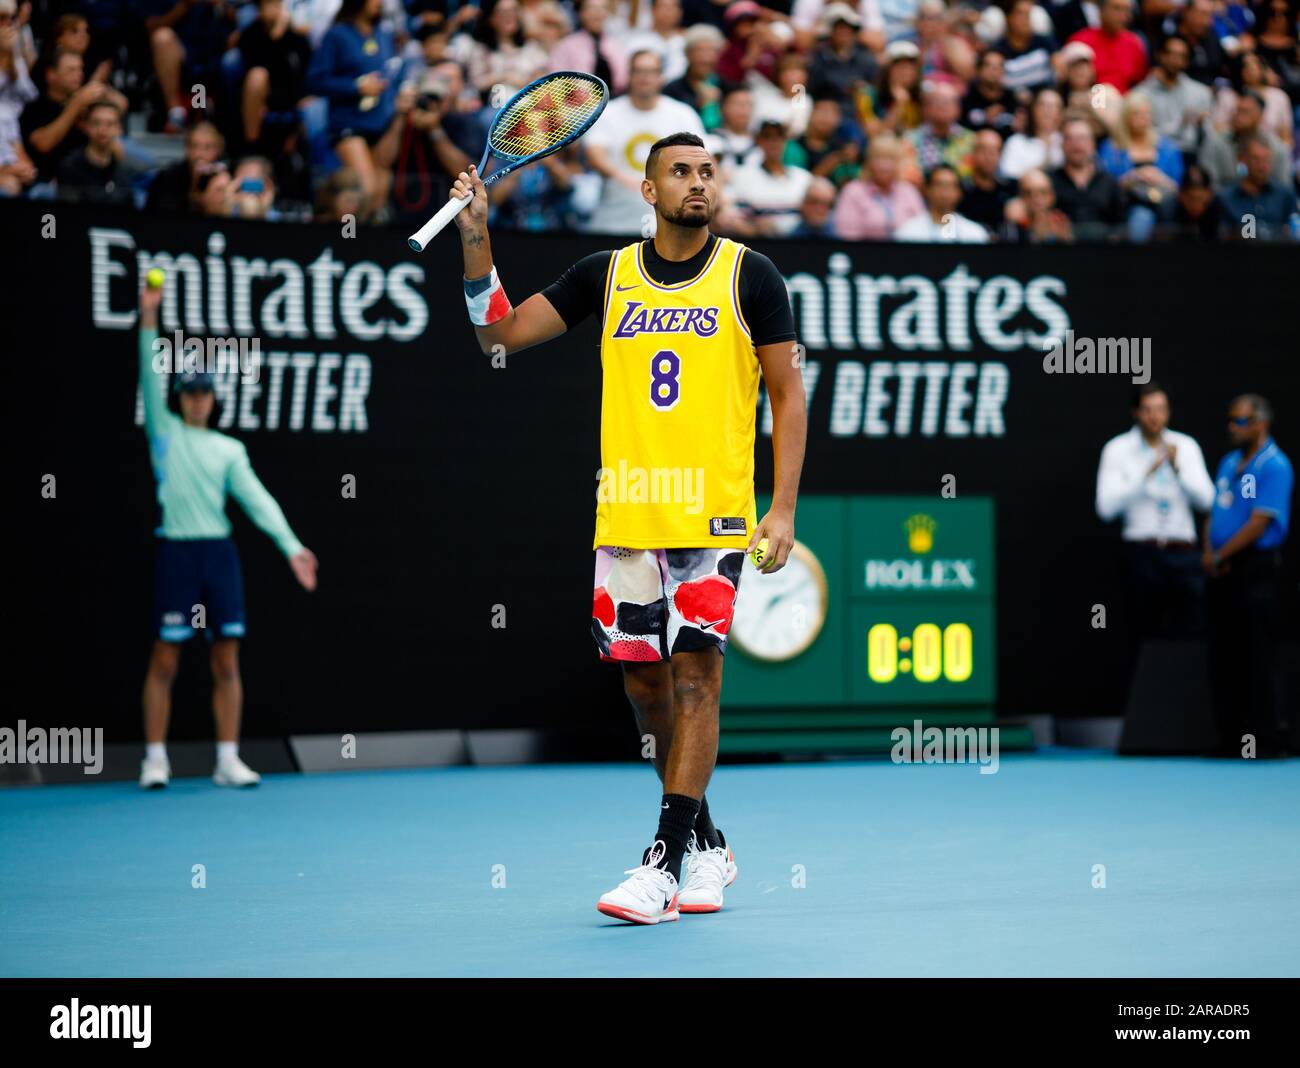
top-left (1060, 40), bottom-right (1096, 65)
top-left (821, 2), bottom-right (862, 30)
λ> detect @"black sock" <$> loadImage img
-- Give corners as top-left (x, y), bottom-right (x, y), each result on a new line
top-left (649, 793), bottom-right (700, 883)
top-left (695, 794), bottom-right (720, 849)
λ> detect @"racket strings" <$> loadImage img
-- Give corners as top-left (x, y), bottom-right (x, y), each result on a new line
top-left (489, 75), bottom-right (606, 161)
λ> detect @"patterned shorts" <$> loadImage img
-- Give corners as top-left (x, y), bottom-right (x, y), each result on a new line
top-left (592, 546), bottom-right (746, 662)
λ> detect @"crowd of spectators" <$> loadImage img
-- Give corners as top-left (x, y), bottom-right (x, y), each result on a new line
top-left (2, 0), bottom-right (1298, 240)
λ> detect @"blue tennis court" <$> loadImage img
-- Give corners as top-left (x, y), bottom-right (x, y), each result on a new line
top-left (2, 751), bottom-right (1297, 978)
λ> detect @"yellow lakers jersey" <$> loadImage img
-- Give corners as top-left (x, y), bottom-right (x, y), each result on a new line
top-left (594, 237), bottom-right (759, 550)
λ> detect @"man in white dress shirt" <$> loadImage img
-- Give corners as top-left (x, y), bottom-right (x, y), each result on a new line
top-left (1096, 382), bottom-right (1216, 637)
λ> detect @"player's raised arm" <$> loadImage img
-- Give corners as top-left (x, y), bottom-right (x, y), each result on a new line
top-left (449, 165), bottom-right (567, 356)
top-left (138, 284), bottom-right (178, 442)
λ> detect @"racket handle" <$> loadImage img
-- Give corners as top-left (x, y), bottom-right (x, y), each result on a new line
top-left (407, 192), bottom-right (473, 252)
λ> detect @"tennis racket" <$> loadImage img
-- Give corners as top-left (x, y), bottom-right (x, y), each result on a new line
top-left (406, 71), bottom-right (609, 252)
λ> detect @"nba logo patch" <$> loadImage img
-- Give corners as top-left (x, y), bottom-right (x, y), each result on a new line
top-left (710, 517), bottom-right (746, 536)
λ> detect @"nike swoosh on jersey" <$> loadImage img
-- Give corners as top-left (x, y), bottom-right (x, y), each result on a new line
top-left (615, 283), bottom-right (639, 291)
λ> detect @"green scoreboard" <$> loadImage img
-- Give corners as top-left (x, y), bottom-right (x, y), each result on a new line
top-left (722, 495), bottom-right (996, 711)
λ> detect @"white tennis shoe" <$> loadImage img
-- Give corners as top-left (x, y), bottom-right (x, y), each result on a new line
top-left (213, 755), bottom-right (262, 788)
top-left (679, 831), bottom-right (735, 913)
top-left (139, 756), bottom-right (171, 789)
top-left (597, 840), bottom-right (680, 925)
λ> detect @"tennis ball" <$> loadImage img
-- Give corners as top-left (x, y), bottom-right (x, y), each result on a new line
top-left (750, 537), bottom-right (771, 568)
top-left (146, 268), bottom-right (165, 289)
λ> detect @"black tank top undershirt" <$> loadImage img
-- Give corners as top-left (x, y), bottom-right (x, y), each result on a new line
top-left (540, 234), bottom-right (797, 349)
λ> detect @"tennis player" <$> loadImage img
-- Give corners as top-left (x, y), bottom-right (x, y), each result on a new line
top-left (137, 284), bottom-right (318, 789)
top-left (449, 131), bottom-right (806, 924)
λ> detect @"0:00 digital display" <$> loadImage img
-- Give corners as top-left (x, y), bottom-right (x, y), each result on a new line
top-left (867, 623), bottom-right (973, 684)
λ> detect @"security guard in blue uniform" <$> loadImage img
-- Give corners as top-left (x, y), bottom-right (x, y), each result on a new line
top-left (1203, 394), bottom-right (1294, 757)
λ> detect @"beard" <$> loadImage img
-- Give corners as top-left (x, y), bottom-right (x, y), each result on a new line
top-left (659, 199), bottom-right (713, 228)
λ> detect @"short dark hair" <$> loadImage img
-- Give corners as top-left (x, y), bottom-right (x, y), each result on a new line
top-left (1061, 112), bottom-right (1095, 139)
top-left (924, 163), bottom-right (959, 185)
top-left (335, 0), bottom-right (370, 24)
top-left (1239, 88), bottom-right (1266, 112)
top-left (645, 131), bottom-right (707, 177)
top-left (1132, 381), bottom-right (1166, 408)
top-left (629, 49), bottom-right (664, 73)
top-left (47, 47), bottom-right (80, 75)
top-left (414, 19), bottom-right (450, 41)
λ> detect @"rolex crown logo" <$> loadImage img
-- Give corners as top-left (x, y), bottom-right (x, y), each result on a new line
top-left (904, 514), bottom-right (936, 555)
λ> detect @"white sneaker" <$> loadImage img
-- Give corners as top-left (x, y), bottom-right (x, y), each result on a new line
top-left (596, 840), bottom-right (680, 925)
top-left (213, 755), bottom-right (262, 787)
top-left (680, 832), bottom-right (730, 914)
top-left (139, 756), bottom-right (171, 789)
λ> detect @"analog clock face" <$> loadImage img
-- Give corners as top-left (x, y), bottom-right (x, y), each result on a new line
top-left (730, 541), bottom-right (828, 662)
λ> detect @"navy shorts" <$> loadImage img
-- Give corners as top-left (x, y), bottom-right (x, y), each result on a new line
top-left (331, 127), bottom-right (386, 148)
top-left (154, 538), bottom-right (246, 642)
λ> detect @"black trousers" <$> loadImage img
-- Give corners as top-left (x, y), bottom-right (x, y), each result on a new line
top-left (1207, 548), bottom-right (1285, 754)
top-left (1123, 542), bottom-right (1206, 638)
